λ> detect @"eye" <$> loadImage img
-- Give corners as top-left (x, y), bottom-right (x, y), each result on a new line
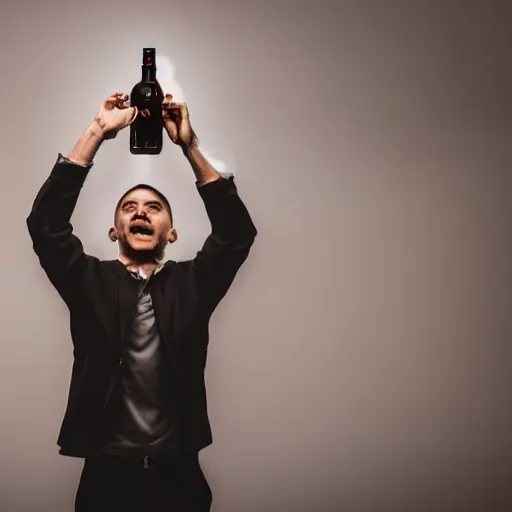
top-left (149, 204), bottom-right (161, 211)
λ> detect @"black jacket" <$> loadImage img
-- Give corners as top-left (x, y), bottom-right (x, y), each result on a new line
top-left (27, 155), bottom-right (257, 458)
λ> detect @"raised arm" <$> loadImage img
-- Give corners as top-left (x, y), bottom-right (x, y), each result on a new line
top-left (194, 174), bottom-right (257, 313)
top-left (162, 94), bottom-right (257, 313)
top-left (27, 93), bottom-right (138, 305)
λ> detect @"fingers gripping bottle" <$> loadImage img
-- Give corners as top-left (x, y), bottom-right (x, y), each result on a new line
top-left (130, 48), bottom-right (164, 154)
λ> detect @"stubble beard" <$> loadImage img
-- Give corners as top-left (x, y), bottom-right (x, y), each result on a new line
top-left (119, 235), bottom-right (167, 263)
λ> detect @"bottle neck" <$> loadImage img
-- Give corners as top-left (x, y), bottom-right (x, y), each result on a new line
top-left (141, 65), bottom-right (157, 82)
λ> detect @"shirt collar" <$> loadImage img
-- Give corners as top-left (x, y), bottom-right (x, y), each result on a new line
top-left (128, 263), bottom-right (164, 280)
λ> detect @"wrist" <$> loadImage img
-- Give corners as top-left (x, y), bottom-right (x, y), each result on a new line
top-left (81, 118), bottom-right (106, 143)
top-left (181, 140), bottom-right (199, 159)
top-left (180, 129), bottom-right (200, 156)
top-left (181, 144), bottom-right (193, 158)
top-left (90, 116), bottom-right (108, 140)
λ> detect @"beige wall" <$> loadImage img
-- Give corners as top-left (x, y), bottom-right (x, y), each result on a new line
top-left (0, 1), bottom-right (510, 511)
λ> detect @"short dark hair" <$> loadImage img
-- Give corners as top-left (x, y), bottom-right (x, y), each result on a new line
top-left (115, 184), bottom-right (173, 224)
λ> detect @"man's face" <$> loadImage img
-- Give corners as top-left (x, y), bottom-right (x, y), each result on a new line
top-left (115, 188), bottom-right (173, 255)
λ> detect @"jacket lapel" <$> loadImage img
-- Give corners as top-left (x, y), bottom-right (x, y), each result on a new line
top-left (103, 260), bottom-right (142, 351)
top-left (150, 266), bottom-right (184, 390)
top-left (118, 276), bottom-right (142, 347)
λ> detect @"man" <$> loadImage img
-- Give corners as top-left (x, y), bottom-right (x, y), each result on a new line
top-left (26, 91), bottom-right (257, 511)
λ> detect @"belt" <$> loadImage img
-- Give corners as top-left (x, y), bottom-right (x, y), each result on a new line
top-left (98, 451), bottom-right (197, 469)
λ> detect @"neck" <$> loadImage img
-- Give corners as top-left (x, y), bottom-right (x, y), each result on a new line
top-left (142, 65), bottom-right (156, 82)
top-left (117, 254), bottom-right (161, 276)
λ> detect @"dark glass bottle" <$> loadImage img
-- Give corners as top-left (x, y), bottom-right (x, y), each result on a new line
top-left (130, 48), bottom-right (164, 154)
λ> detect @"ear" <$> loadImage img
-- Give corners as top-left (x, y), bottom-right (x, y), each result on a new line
top-left (108, 227), bottom-right (118, 242)
top-left (167, 228), bottom-right (178, 244)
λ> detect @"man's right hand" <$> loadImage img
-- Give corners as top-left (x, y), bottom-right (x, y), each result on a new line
top-left (94, 92), bottom-right (138, 140)
top-left (66, 92), bottom-right (138, 165)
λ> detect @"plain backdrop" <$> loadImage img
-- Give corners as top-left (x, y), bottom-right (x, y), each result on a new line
top-left (0, 1), bottom-right (511, 511)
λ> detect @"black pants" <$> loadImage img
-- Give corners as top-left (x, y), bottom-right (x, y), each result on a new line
top-left (75, 452), bottom-right (212, 512)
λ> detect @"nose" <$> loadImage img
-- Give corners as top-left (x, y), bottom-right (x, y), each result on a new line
top-left (134, 207), bottom-right (150, 219)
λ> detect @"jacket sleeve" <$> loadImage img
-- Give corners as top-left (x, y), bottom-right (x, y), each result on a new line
top-left (193, 175), bottom-right (257, 314)
top-left (26, 154), bottom-right (93, 307)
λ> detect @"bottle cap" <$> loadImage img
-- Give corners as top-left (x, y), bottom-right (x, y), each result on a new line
top-left (142, 48), bottom-right (156, 67)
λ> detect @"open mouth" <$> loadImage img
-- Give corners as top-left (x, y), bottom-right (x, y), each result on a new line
top-left (129, 224), bottom-right (154, 236)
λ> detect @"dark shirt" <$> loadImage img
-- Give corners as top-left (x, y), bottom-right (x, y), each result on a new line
top-left (102, 267), bottom-right (175, 456)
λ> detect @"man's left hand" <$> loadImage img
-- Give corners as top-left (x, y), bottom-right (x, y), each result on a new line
top-left (162, 93), bottom-right (198, 151)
